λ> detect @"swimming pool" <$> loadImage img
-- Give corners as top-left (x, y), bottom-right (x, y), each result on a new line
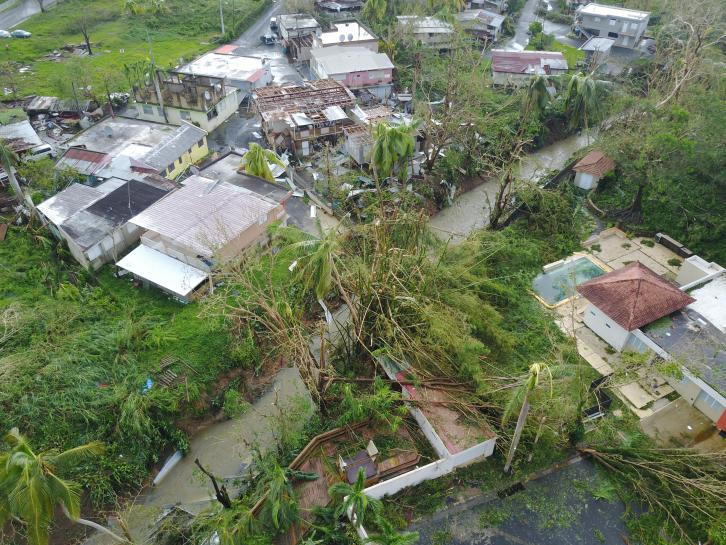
top-left (532, 256), bottom-right (607, 306)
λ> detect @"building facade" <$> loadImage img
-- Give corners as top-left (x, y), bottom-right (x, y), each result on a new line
top-left (575, 3), bottom-right (650, 49)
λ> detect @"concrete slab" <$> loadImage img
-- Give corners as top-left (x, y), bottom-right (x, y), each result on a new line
top-left (635, 239), bottom-right (682, 273)
top-left (619, 381), bottom-right (656, 409)
top-left (608, 249), bottom-right (669, 275)
top-left (586, 229), bottom-right (634, 262)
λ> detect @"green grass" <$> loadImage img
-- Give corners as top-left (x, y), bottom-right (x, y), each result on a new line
top-left (0, 226), bottom-right (240, 504)
top-left (0, 0), bottom-right (271, 97)
top-left (526, 36), bottom-right (585, 69)
top-left (0, 107), bottom-right (27, 124)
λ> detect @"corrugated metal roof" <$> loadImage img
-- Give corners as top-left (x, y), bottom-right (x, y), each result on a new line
top-left (312, 46), bottom-right (394, 75)
top-left (37, 183), bottom-right (105, 225)
top-left (491, 50), bottom-right (567, 74)
top-left (142, 123), bottom-right (207, 171)
top-left (573, 150), bottom-right (615, 176)
top-left (56, 147), bottom-right (112, 176)
top-left (0, 120), bottom-right (43, 151)
top-left (129, 175), bottom-right (278, 257)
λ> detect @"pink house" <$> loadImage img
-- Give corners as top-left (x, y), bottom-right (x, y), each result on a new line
top-left (311, 45), bottom-right (394, 100)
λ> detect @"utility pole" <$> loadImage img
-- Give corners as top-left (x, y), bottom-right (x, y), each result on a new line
top-left (219, 0), bottom-right (225, 35)
top-left (147, 31), bottom-right (169, 124)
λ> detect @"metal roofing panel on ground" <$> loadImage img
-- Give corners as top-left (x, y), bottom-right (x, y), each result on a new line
top-left (117, 245), bottom-right (208, 298)
top-left (0, 120), bottom-right (43, 151)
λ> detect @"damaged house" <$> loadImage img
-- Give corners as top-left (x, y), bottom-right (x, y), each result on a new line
top-left (252, 79), bottom-right (356, 157)
top-left (131, 70), bottom-right (241, 132)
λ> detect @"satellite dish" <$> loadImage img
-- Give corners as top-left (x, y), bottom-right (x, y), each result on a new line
top-left (347, 33), bottom-right (354, 41)
top-left (204, 90), bottom-right (212, 101)
top-left (339, 34), bottom-right (345, 42)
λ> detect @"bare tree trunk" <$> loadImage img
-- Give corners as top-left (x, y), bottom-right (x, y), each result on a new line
top-left (503, 394), bottom-right (530, 474)
top-left (194, 458), bottom-right (232, 508)
top-left (81, 30), bottom-right (93, 55)
top-left (60, 505), bottom-right (130, 544)
top-left (3, 159), bottom-right (23, 205)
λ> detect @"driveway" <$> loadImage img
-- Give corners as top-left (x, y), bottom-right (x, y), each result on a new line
top-left (503, 0), bottom-right (572, 51)
top-left (410, 458), bottom-right (630, 545)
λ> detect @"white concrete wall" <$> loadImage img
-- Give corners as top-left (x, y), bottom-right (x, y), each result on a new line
top-left (579, 14), bottom-right (648, 48)
top-left (135, 89), bottom-right (241, 132)
top-left (574, 171), bottom-right (598, 190)
top-left (406, 404), bottom-right (450, 459)
top-left (583, 303), bottom-right (632, 351)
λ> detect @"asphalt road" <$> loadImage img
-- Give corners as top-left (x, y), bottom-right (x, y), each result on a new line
top-left (234, 0), bottom-right (283, 47)
top-left (0, 0), bottom-right (57, 30)
top-left (411, 458), bottom-right (630, 545)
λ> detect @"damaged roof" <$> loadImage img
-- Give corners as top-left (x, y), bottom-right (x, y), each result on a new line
top-left (573, 150), bottom-right (615, 177)
top-left (491, 50), bottom-right (568, 74)
top-left (142, 123), bottom-right (207, 171)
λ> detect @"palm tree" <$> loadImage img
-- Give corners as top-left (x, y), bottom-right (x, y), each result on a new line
top-left (361, 0), bottom-right (387, 25)
top-left (522, 74), bottom-right (550, 119)
top-left (0, 428), bottom-right (128, 545)
top-left (241, 143), bottom-right (285, 182)
top-left (565, 72), bottom-right (599, 143)
top-left (289, 226), bottom-right (342, 302)
top-left (365, 517), bottom-right (419, 545)
top-left (370, 121), bottom-right (418, 182)
top-left (0, 139), bottom-right (23, 205)
top-left (263, 464), bottom-right (300, 533)
top-left (502, 362), bottom-right (551, 474)
top-left (329, 468), bottom-right (382, 528)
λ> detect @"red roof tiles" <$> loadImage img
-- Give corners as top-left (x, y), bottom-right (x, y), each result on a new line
top-left (577, 262), bottom-right (695, 331)
top-left (573, 150), bottom-right (615, 177)
top-left (491, 50), bottom-right (567, 74)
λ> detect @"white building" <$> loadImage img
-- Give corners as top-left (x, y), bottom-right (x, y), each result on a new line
top-left (314, 20), bottom-right (379, 51)
top-left (572, 149), bottom-right (615, 190)
top-left (279, 13), bottom-right (321, 41)
top-left (176, 51), bottom-right (272, 97)
top-left (397, 16), bottom-right (454, 48)
top-left (455, 9), bottom-right (506, 42)
top-left (579, 37), bottom-right (615, 68)
top-left (575, 3), bottom-right (650, 49)
top-left (577, 261), bottom-right (726, 432)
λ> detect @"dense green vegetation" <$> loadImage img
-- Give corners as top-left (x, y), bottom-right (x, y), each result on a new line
top-left (0, 227), bottom-right (244, 507)
top-left (0, 0), bottom-right (271, 97)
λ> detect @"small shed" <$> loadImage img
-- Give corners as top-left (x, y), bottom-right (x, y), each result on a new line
top-left (572, 150), bottom-right (615, 190)
top-left (579, 37), bottom-right (615, 68)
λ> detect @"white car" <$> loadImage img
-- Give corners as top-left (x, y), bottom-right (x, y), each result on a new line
top-left (0, 30), bottom-right (11, 39)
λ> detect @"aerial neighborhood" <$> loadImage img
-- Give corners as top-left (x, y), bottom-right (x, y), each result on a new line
top-left (0, 1), bottom-right (724, 545)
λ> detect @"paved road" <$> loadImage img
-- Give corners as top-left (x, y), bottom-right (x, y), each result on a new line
top-left (0, 0), bottom-right (57, 30)
top-left (503, 0), bottom-right (571, 51)
top-left (235, 0), bottom-right (283, 47)
top-left (411, 458), bottom-right (630, 545)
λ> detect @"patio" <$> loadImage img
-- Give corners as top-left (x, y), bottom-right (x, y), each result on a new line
top-left (551, 228), bottom-right (684, 419)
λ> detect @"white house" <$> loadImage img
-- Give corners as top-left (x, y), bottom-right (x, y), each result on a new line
top-left (313, 20), bottom-right (379, 51)
top-left (279, 13), bottom-right (321, 41)
top-left (491, 50), bottom-right (568, 85)
top-left (455, 9), bottom-right (506, 43)
top-left (577, 261), bottom-right (726, 432)
top-left (572, 149), bottom-right (615, 190)
top-left (575, 3), bottom-right (650, 49)
top-left (176, 50), bottom-right (272, 97)
top-left (397, 16), bottom-right (454, 48)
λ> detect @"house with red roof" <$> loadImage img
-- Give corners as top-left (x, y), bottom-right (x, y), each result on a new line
top-left (573, 149), bottom-right (615, 190)
top-left (576, 261), bottom-right (695, 351)
top-left (491, 50), bottom-right (568, 86)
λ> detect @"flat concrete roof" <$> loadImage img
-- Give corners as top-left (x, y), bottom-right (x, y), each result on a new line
top-left (578, 3), bottom-right (649, 21)
top-left (319, 21), bottom-right (375, 45)
top-left (178, 52), bottom-right (268, 83)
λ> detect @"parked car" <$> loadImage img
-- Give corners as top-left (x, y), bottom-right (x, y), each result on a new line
top-left (269, 17), bottom-right (278, 31)
top-left (0, 30), bottom-right (11, 39)
top-left (25, 144), bottom-right (55, 161)
top-left (260, 33), bottom-right (275, 45)
top-left (11, 29), bottom-right (32, 38)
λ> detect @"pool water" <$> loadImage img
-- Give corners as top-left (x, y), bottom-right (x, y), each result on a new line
top-left (532, 257), bottom-right (606, 305)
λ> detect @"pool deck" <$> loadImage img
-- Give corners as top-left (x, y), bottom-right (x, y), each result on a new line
top-left (547, 228), bottom-right (684, 420)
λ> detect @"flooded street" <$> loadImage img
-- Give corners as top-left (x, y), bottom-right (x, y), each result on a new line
top-left (430, 132), bottom-right (595, 242)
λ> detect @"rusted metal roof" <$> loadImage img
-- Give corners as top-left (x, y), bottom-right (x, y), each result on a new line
top-left (573, 150), bottom-right (615, 177)
top-left (57, 147), bottom-right (112, 176)
top-left (577, 262), bottom-right (695, 331)
top-left (491, 50), bottom-right (567, 74)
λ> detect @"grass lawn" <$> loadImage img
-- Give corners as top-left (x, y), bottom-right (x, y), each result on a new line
top-left (0, 226), bottom-right (240, 504)
top-left (0, 0), bottom-right (270, 97)
top-left (526, 36), bottom-right (585, 69)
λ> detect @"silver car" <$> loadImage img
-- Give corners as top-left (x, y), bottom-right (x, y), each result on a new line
top-left (11, 29), bottom-right (32, 38)
top-left (0, 30), bottom-right (11, 39)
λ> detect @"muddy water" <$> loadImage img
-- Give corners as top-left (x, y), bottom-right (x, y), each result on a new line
top-left (429, 132), bottom-right (595, 242)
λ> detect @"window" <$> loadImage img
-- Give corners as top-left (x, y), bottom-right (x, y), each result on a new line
top-left (630, 22), bottom-right (638, 30)
top-left (608, 31), bottom-right (618, 38)
top-left (608, 18), bottom-right (616, 26)
top-left (593, 16), bottom-right (600, 22)
top-left (142, 104), bottom-right (154, 115)
top-left (197, 139), bottom-right (205, 148)
top-left (156, 106), bottom-right (164, 116)
top-left (180, 110), bottom-right (191, 120)
top-left (206, 107), bottom-right (219, 121)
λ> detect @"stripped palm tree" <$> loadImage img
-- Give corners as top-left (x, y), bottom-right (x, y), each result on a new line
top-left (0, 428), bottom-right (128, 545)
top-left (565, 72), bottom-right (600, 143)
top-left (522, 74), bottom-right (550, 119)
top-left (0, 139), bottom-right (23, 205)
top-left (241, 143), bottom-right (285, 182)
top-left (364, 516), bottom-right (419, 545)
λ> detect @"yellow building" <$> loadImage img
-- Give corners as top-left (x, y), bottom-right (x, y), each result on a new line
top-left (142, 122), bottom-right (209, 180)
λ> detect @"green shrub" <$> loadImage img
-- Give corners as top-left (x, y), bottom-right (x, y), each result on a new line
top-left (222, 389), bottom-right (250, 419)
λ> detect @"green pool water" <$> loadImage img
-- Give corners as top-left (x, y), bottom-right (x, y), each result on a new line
top-left (532, 257), bottom-right (606, 305)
